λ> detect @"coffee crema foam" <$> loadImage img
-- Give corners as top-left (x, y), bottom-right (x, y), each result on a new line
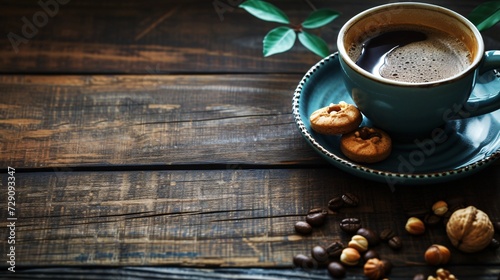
top-left (349, 26), bottom-right (472, 83)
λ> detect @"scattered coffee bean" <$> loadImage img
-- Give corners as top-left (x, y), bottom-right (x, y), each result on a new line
top-left (424, 213), bottom-right (442, 227)
top-left (342, 192), bottom-right (359, 207)
top-left (306, 208), bottom-right (328, 227)
top-left (405, 207), bottom-right (429, 219)
top-left (327, 261), bottom-right (346, 278)
top-left (293, 254), bottom-right (313, 268)
top-left (363, 249), bottom-right (379, 261)
top-left (387, 235), bottom-right (402, 250)
top-left (326, 241), bottom-right (345, 258)
top-left (447, 202), bottom-right (464, 214)
top-left (311, 245), bottom-right (329, 264)
top-left (381, 259), bottom-right (393, 276)
top-left (441, 209), bottom-right (453, 225)
top-left (294, 221), bottom-right (312, 235)
top-left (494, 221), bottom-right (500, 233)
top-left (340, 218), bottom-right (362, 234)
top-left (357, 227), bottom-right (380, 246)
top-left (293, 254), bottom-right (315, 269)
top-left (413, 273), bottom-right (426, 280)
top-left (446, 195), bottom-right (465, 209)
top-left (490, 238), bottom-right (500, 250)
top-left (328, 196), bottom-right (345, 211)
top-left (379, 228), bottom-right (396, 242)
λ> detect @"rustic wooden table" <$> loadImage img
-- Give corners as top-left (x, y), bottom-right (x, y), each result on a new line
top-left (0, 0), bottom-right (499, 279)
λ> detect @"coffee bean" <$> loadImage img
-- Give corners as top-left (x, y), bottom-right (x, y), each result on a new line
top-left (357, 227), bottom-right (380, 246)
top-left (490, 238), bottom-right (500, 250)
top-left (293, 254), bottom-right (315, 269)
top-left (379, 228), bottom-right (396, 241)
top-left (339, 218), bottom-right (361, 234)
top-left (405, 207), bottom-right (430, 219)
top-left (387, 235), bottom-right (402, 250)
top-left (363, 249), bottom-right (379, 261)
top-left (311, 245), bottom-right (329, 264)
top-left (494, 221), bottom-right (500, 233)
top-left (294, 221), bottom-right (312, 235)
top-left (381, 259), bottom-right (393, 275)
top-left (442, 209), bottom-right (453, 225)
top-left (424, 213), bottom-right (442, 227)
top-left (327, 261), bottom-right (346, 278)
top-left (328, 196), bottom-right (344, 211)
top-left (446, 195), bottom-right (465, 208)
top-left (292, 254), bottom-right (306, 267)
top-left (306, 208), bottom-right (328, 227)
top-left (342, 192), bottom-right (359, 207)
top-left (325, 241), bottom-right (345, 258)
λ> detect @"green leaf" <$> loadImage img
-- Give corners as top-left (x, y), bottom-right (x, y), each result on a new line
top-left (263, 26), bottom-right (296, 57)
top-left (239, 0), bottom-right (290, 24)
top-left (467, 1), bottom-right (500, 31)
top-left (298, 31), bottom-right (330, 57)
top-left (301, 9), bottom-right (340, 29)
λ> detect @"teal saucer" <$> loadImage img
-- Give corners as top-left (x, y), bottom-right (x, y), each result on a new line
top-left (292, 52), bottom-right (500, 186)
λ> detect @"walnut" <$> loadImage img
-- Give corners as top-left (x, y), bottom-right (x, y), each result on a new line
top-left (446, 206), bottom-right (494, 253)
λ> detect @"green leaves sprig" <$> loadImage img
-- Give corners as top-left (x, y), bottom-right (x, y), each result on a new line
top-left (239, 1), bottom-right (499, 58)
top-left (239, 0), bottom-right (339, 57)
top-left (467, 1), bottom-right (500, 31)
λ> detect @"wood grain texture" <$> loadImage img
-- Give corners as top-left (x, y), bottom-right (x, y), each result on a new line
top-left (0, 0), bottom-right (498, 74)
top-left (4, 266), bottom-right (500, 280)
top-left (0, 74), bottom-right (321, 168)
top-left (0, 168), bottom-right (499, 271)
top-left (0, 0), bottom-right (499, 279)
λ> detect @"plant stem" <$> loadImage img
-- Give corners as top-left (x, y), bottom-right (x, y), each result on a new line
top-left (303, 0), bottom-right (317, 11)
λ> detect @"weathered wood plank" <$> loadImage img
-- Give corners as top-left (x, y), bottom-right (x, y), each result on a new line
top-left (5, 266), bottom-right (500, 280)
top-left (0, 0), bottom-right (498, 74)
top-left (0, 168), bottom-right (498, 269)
top-left (0, 74), bottom-right (322, 168)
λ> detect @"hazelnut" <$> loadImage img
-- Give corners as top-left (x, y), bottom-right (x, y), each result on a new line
top-left (412, 273), bottom-right (425, 280)
top-left (405, 217), bottom-right (425, 235)
top-left (348, 234), bottom-right (369, 252)
top-left (428, 268), bottom-right (457, 280)
top-left (432, 200), bottom-right (449, 216)
top-left (363, 258), bottom-right (386, 280)
top-left (446, 206), bottom-right (494, 253)
top-left (424, 244), bottom-right (450, 266)
top-left (340, 247), bottom-right (360, 266)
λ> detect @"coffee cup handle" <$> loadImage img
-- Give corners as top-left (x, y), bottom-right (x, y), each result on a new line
top-left (464, 50), bottom-right (500, 117)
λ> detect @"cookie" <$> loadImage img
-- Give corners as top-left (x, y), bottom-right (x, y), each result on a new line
top-left (340, 127), bottom-right (392, 163)
top-left (309, 102), bottom-right (362, 135)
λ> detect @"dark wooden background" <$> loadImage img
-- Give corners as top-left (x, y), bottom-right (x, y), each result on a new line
top-left (0, 0), bottom-right (499, 279)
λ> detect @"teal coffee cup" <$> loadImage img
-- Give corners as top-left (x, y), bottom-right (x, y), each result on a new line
top-left (337, 2), bottom-right (500, 138)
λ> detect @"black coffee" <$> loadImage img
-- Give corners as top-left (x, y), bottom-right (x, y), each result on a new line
top-left (349, 25), bottom-right (472, 83)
